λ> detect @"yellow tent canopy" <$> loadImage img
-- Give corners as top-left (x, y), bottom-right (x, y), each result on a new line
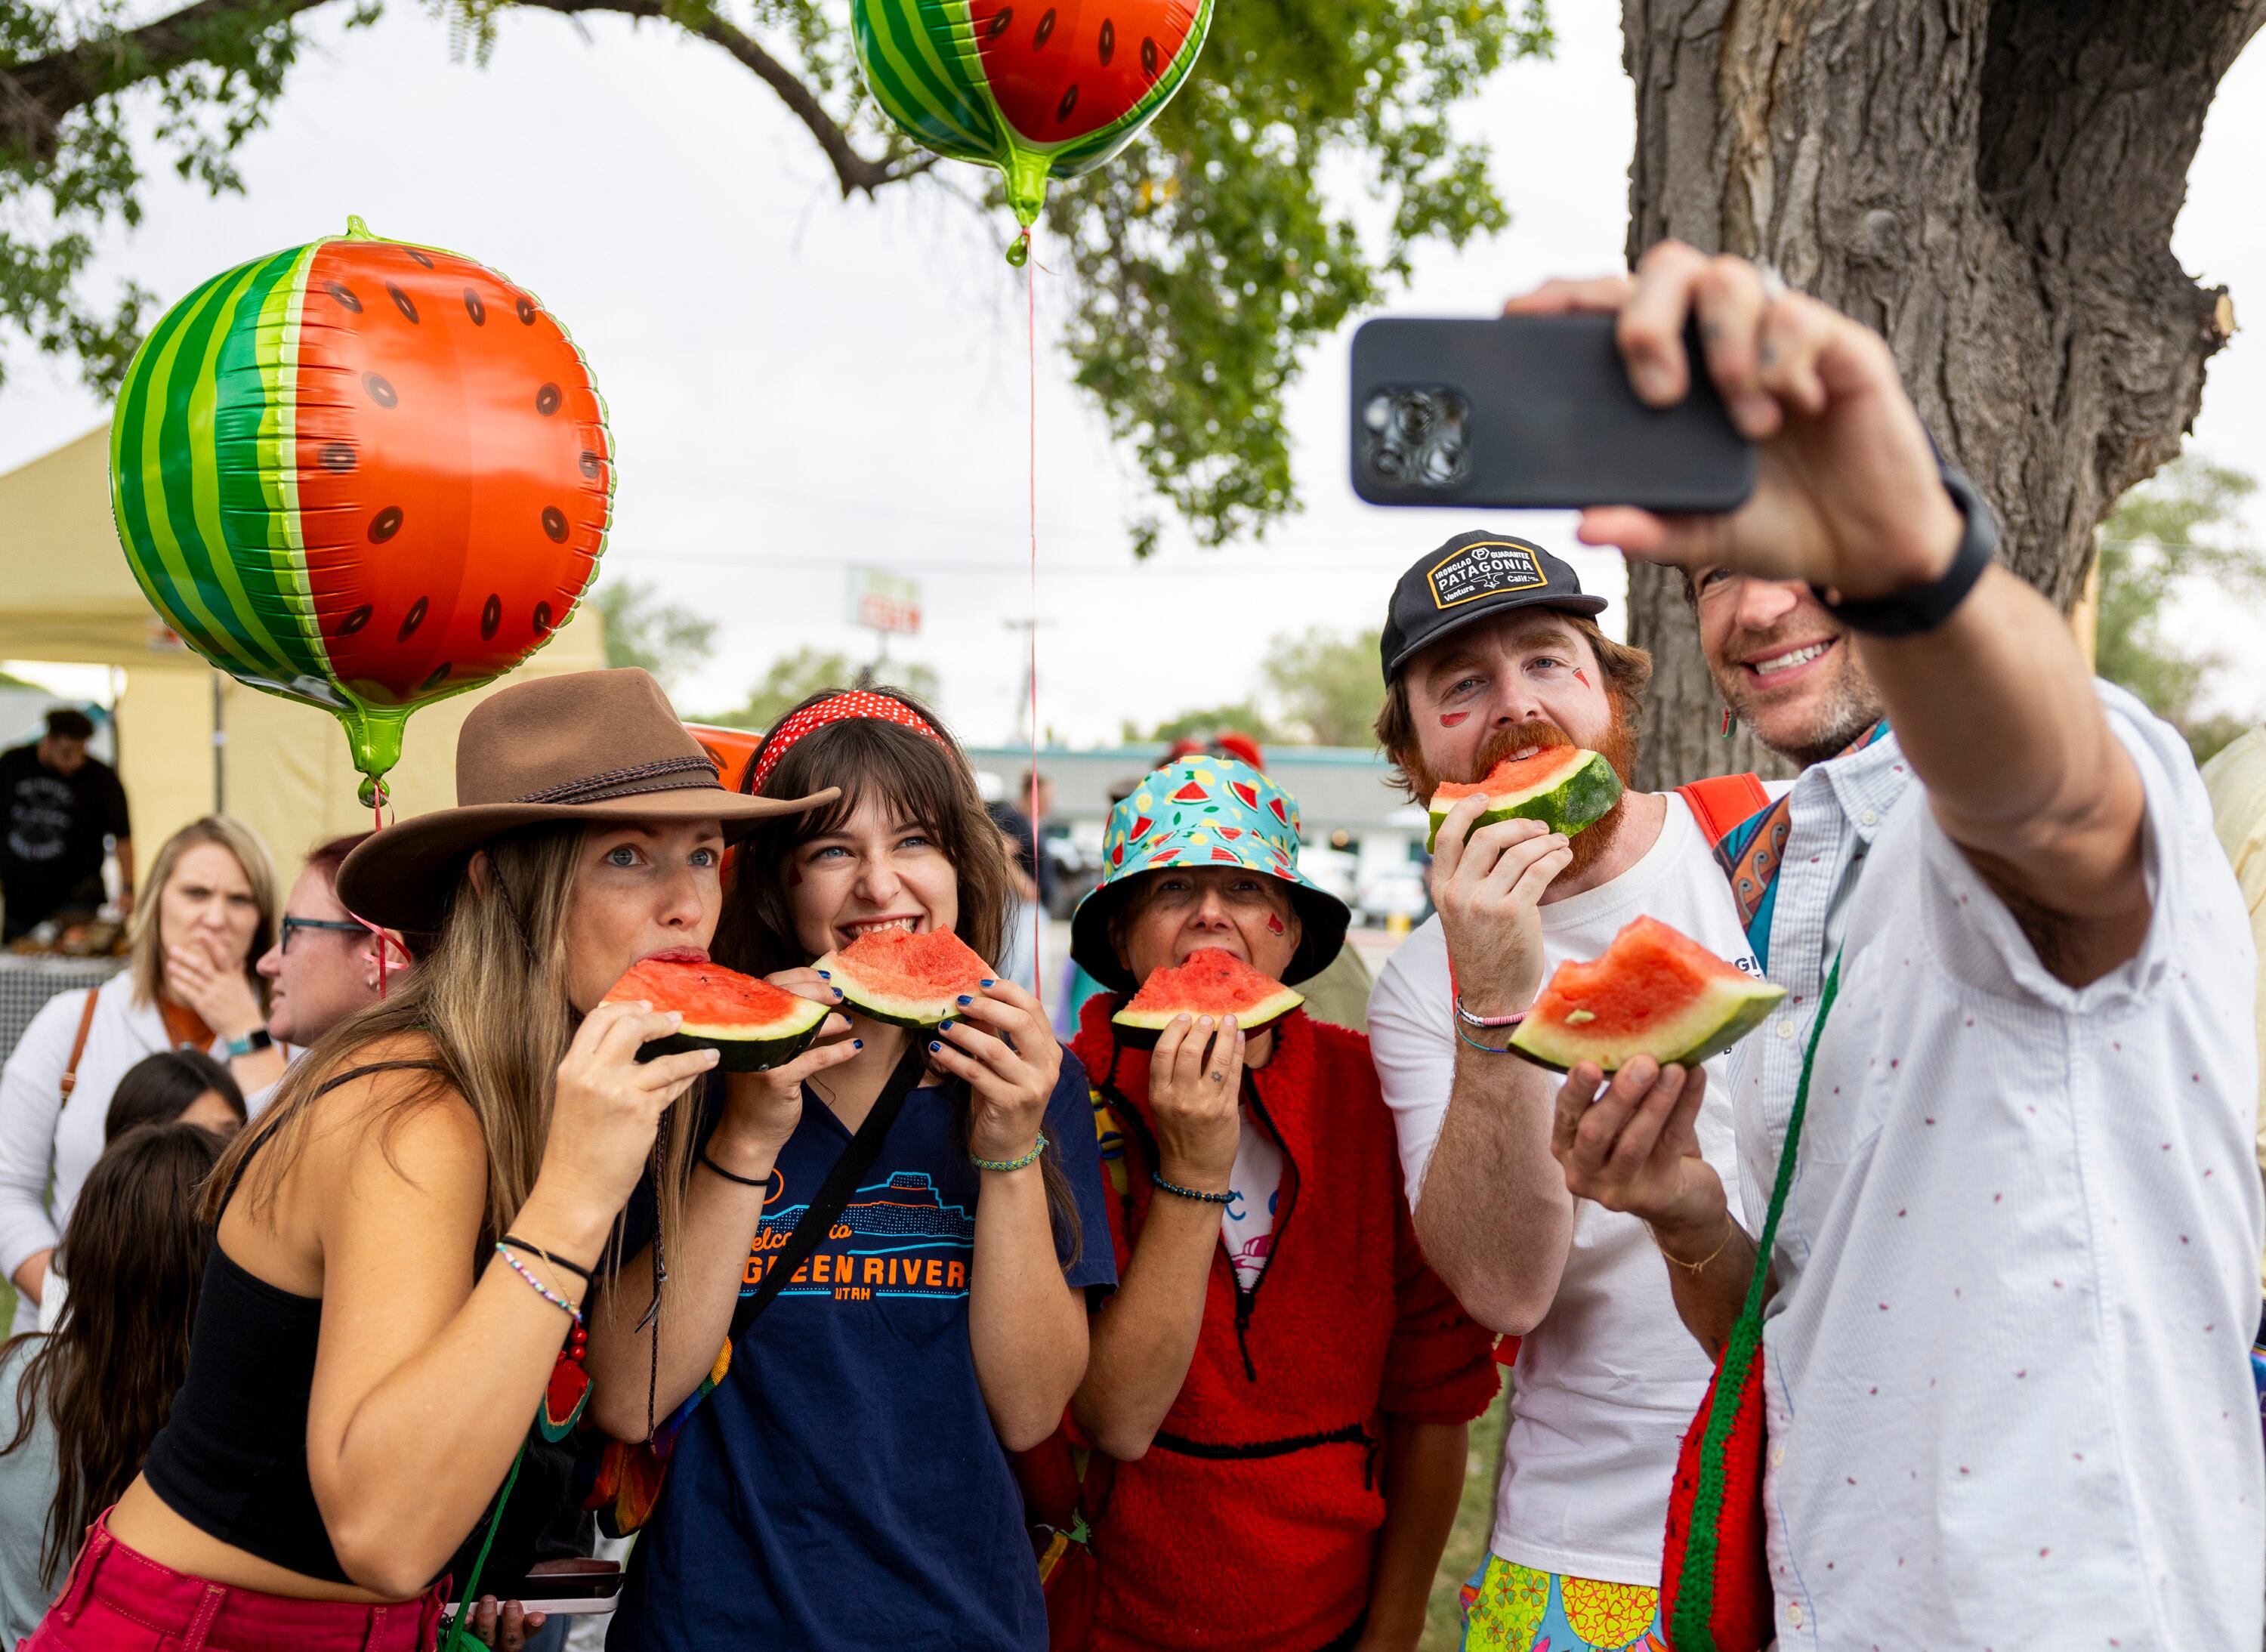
top-left (0, 425), bottom-right (607, 886)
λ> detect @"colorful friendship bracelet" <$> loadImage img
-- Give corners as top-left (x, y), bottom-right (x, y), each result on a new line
top-left (1453, 993), bottom-right (1528, 1030)
top-left (494, 1242), bottom-right (583, 1324)
top-left (971, 1131), bottom-right (1048, 1173)
top-left (1153, 1174), bottom-right (1234, 1206)
top-left (1456, 1022), bottom-right (1520, 1056)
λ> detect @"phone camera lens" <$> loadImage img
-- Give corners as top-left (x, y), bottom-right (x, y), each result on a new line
top-left (1361, 385), bottom-right (1469, 492)
top-left (1363, 394), bottom-right (1396, 433)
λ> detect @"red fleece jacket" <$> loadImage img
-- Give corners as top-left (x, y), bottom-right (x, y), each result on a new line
top-left (1067, 996), bottom-right (1498, 1652)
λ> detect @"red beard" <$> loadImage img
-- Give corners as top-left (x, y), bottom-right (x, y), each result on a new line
top-left (1409, 700), bottom-right (1639, 881)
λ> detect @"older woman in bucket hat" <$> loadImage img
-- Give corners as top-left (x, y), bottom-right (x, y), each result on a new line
top-left (26, 669), bottom-right (845, 1652)
top-left (1052, 756), bottom-right (1499, 1652)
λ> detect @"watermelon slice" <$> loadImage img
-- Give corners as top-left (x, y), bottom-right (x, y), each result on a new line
top-left (1111, 946), bottom-right (1304, 1049)
top-left (1425, 746), bottom-right (1625, 852)
top-left (815, 927), bottom-right (994, 1029)
top-left (601, 954), bottom-right (832, 1073)
top-left (1509, 917), bottom-right (1786, 1074)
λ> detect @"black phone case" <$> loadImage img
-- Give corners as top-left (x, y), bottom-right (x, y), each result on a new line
top-left (1350, 313), bottom-right (1757, 512)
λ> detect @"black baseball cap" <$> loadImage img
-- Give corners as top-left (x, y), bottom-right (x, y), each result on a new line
top-left (1379, 530), bottom-right (1607, 679)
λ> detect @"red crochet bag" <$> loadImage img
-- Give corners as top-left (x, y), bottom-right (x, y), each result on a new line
top-left (1660, 956), bottom-right (1838, 1651)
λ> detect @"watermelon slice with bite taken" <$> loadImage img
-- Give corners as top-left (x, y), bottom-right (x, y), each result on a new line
top-left (601, 953), bottom-right (832, 1073)
top-left (1112, 946), bottom-right (1304, 1050)
top-left (1426, 746), bottom-right (1624, 853)
top-left (1509, 916), bottom-right (1785, 1074)
top-left (815, 927), bottom-right (993, 1029)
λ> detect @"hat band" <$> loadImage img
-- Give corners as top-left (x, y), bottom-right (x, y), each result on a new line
top-left (516, 755), bottom-right (724, 805)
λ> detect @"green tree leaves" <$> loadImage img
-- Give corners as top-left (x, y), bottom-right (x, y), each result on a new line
top-left (2, 0), bottom-right (1550, 548)
top-left (592, 575), bottom-right (718, 688)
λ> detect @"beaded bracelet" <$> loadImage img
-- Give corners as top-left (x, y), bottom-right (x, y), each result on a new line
top-left (1153, 1175), bottom-right (1234, 1206)
top-left (495, 1242), bottom-right (583, 1324)
top-left (1453, 993), bottom-right (1529, 1030)
top-left (971, 1131), bottom-right (1048, 1173)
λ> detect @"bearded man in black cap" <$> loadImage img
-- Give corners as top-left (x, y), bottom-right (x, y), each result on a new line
top-left (1364, 531), bottom-right (1764, 1644)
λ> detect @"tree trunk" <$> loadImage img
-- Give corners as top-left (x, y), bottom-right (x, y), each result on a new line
top-left (1619, 0), bottom-right (2260, 793)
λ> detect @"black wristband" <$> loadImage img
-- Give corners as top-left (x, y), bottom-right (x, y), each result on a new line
top-left (1810, 465), bottom-right (1996, 638)
top-left (698, 1145), bottom-right (771, 1189)
top-left (497, 1233), bottom-right (594, 1283)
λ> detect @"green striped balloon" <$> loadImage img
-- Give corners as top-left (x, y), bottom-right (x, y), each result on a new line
top-left (853, 0), bottom-right (1212, 257)
top-left (110, 218), bottom-right (613, 802)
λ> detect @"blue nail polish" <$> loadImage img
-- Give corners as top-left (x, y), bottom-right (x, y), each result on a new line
top-left (929, 1040), bottom-right (942, 1053)
top-left (853, 1039), bottom-right (864, 1048)
top-left (980, 978), bottom-right (996, 988)
top-left (957, 994), bottom-right (973, 1005)
top-left (816, 969), bottom-right (832, 978)
top-left (938, 1018), bottom-right (954, 1030)
top-left (833, 987), bottom-right (844, 999)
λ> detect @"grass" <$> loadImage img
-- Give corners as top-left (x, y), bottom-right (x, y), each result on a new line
top-left (1421, 1382), bottom-right (1506, 1652)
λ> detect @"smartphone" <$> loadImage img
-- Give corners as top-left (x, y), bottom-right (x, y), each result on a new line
top-left (1350, 313), bottom-right (1756, 512)
top-left (443, 1560), bottom-right (624, 1618)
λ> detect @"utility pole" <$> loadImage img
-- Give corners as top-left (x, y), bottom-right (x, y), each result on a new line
top-left (1001, 617), bottom-right (1058, 746)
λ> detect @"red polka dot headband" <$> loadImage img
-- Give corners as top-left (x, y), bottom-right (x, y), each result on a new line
top-left (748, 691), bottom-right (946, 794)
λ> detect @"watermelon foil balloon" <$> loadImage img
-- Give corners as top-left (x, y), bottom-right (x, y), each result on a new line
top-left (853, 0), bottom-right (1211, 256)
top-left (110, 217), bottom-right (613, 802)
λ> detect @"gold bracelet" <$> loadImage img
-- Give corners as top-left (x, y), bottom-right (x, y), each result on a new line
top-left (1651, 1214), bottom-right (1737, 1275)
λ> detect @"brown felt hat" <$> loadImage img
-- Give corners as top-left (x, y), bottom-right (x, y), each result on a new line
top-left (337, 669), bottom-right (836, 933)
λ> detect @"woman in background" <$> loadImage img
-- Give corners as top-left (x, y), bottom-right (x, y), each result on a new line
top-left (0, 817), bottom-right (278, 1333)
top-left (0, 1123), bottom-right (224, 1647)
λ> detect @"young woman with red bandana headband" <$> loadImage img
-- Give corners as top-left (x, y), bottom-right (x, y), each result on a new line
top-left (589, 687), bottom-right (1116, 1652)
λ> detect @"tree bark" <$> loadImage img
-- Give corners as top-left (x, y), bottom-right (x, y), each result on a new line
top-left (1619, 0), bottom-right (2261, 793)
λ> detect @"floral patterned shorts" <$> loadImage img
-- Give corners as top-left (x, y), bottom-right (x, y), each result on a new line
top-left (1457, 1555), bottom-right (1664, 1652)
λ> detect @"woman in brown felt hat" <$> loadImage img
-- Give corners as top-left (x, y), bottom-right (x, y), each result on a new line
top-left (23, 669), bottom-right (847, 1652)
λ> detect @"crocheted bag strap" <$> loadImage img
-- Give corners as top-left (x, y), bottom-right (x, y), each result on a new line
top-left (1670, 952), bottom-right (1841, 1647)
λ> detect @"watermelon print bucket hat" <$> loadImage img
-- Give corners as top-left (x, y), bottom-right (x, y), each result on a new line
top-left (1070, 756), bottom-right (1351, 993)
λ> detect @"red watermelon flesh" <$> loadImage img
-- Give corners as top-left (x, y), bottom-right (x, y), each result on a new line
top-left (600, 954), bottom-right (830, 1073)
top-left (815, 927), bottom-right (993, 1029)
top-left (966, 0), bottom-right (1197, 145)
top-left (1509, 916), bottom-right (1784, 1074)
top-left (1425, 745), bottom-right (1623, 852)
top-left (1113, 946), bottom-right (1303, 1048)
top-left (293, 237), bottom-right (610, 706)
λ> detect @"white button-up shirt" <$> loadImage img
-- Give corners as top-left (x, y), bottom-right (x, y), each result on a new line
top-left (1732, 684), bottom-right (2264, 1647)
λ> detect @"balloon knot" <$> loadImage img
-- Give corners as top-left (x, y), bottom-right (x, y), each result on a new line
top-left (1005, 229), bottom-right (1032, 268)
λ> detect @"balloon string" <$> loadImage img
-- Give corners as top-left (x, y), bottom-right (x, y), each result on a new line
top-left (365, 780), bottom-right (391, 999)
top-left (1026, 240), bottom-right (1042, 1016)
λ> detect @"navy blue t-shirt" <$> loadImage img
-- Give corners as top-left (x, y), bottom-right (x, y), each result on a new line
top-left (607, 1052), bottom-right (1115, 1652)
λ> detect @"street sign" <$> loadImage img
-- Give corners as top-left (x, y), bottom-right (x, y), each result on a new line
top-left (848, 568), bottom-right (922, 637)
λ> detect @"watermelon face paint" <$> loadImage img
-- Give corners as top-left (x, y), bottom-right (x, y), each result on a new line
top-left (1573, 668), bottom-right (1592, 688)
top-left (1439, 711), bottom-right (1472, 728)
top-left (1265, 913), bottom-right (1286, 936)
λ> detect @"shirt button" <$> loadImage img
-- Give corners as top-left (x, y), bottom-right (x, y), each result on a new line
top-left (1776, 1020), bottom-right (1796, 1039)
top-left (1859, 808), bottom-right (1879, 826)
top-left (1787, 1602), bottom-right (1805, 1629)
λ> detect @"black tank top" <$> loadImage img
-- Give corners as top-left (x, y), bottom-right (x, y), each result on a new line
top-left (140, 1060), bottom-right (564, 1590)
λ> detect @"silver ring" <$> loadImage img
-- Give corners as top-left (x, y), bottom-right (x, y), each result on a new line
top-left (1755, 261), bottom-right (1789, 306)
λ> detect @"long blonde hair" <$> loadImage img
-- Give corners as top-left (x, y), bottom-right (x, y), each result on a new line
top-left (205, 823), bottom-right (699, 1271)
top-left (128, 817), bottom-right (279, 1008)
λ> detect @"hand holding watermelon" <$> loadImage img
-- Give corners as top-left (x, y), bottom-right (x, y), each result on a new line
top-left (715, 968), bottom-right (865, 1168)
top-left (527, 999), bottom-right (719, 1248)
top-left (1429, 798), bottom-right (1570, 1018)
top-left (930, 978), bottom-right (1064, 1165)
top-left (1143, 1012), bottom-right (1245, 1193)
top-left (1550, 1056), bottom-right (1730, 1250)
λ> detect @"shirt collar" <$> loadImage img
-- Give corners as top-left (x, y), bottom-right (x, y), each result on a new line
top-left (1794, 721), bottom-right (1911, 845)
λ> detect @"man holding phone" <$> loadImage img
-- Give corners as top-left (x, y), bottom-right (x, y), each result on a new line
top-left (1364, 534), bottom-right (1762, 1649)
top-left (1539, 244), bottom-right (2262, 1646)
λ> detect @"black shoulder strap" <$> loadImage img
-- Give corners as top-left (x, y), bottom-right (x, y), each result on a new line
top-left (727, 1042), bottom-right (928, 1339)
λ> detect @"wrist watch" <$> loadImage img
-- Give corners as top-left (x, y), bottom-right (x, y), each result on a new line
top-left (1810, 465), bottom-right (1997, 638)
top-left (223, 1028), bottom-right (275, 1059)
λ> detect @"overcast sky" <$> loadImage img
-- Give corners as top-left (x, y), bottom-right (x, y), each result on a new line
top-left (5, 4), bottom-right (2263, 745)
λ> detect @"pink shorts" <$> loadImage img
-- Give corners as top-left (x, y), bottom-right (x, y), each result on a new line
top-left (25, 1515), bottom-right (446, 1652)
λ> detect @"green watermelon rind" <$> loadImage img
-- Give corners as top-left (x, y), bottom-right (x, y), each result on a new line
top-left (638, 998), bottom-right (831, 1074)
top-left (1507, 977), bottom-right (1786, 1075)
top-left (1425, 750), bottom-right (1624, 853)
top-left (815, 937), bottom-right (992, 1030)
top-left (1111, 984), bottom-right (1302, 1050)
